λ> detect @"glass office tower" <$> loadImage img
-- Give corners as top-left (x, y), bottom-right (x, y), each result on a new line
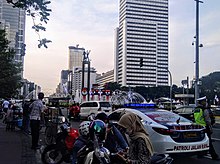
top-left (0, 0), bottom-right (26, 76)
top-left (114, 0), bottom-right (169, 87)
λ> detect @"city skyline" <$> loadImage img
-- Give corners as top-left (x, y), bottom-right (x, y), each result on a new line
top-left (24, 0), bottom-right (220, 94)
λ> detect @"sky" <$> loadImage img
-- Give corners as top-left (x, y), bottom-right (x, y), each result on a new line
top-left (24, 0), bottom-right (220, 95)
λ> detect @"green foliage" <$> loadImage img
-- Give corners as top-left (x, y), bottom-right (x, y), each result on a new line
top-left (104, 82), bottom-right (121, 91)
top-left (6, 0), bottom-right (52, 48)
top-left (0, 29), bottom-right (22, 98)
top-left (38, 38), bottom-right (52, 48)
top-left (200, 72), bottom-right (220, 101)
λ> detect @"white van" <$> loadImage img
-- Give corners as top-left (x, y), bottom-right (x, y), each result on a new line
top-left (79, 101), bottom-right (112, 119)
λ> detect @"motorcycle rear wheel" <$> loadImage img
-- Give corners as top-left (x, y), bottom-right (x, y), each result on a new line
top-left (41, 144), bottom-right (63, 164)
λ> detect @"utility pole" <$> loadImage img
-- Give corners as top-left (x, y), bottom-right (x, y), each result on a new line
top-left (194, 0), bottom-right (203, 106)
top-left (167, 69), bottom-right (172, 112)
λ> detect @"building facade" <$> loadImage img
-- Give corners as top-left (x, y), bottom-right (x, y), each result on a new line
top-left (0, 0), bottom-right (26, 71)
top-left (96, 70), bottom-right (114, 87)
top-left (59, 70), bottom-right (69, 94)
top-left (72, 67), bottom-right (97, 96)
top-left (68, 45), bottom-right (85, 70)
top-left (114, 0), bottom-right (169, 87)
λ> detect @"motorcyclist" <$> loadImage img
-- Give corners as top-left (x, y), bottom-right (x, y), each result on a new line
top-left (86, 119), bottom-right (110, 164)
top-left (95, 112), bottom-right (128, 153)
top-left (72, 121), bottom-right (91, 164)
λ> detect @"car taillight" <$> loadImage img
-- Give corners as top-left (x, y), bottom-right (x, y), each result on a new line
top-left (152, 127), bottom-right (174, 135)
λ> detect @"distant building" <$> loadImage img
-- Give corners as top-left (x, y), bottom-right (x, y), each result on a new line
top-left (96, 70), bottom-right (114, 87)
top-left (72, 67), bottom-right (97, 96)
top-left (114, 0), bottom-right (169, 87)
top-left (68, 45), bottom-right (85, 70)
top-left (0, 0), bottom-right (26, 75)
top-left (21, 79), bottom-right (41, 99)
top-left (59, 70), bottom-right (69, 94)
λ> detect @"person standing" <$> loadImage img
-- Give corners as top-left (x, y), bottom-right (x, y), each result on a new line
top-left (194, 96), bottom-right (219, 160)
top-left (2, 99), bottom-right (10, 113)
top-left (29, 92), bottom-right (45, 150)
top-left (117, 112), bottom-right (153, 164)
top-left (22, 99), bottom-right (33, 134)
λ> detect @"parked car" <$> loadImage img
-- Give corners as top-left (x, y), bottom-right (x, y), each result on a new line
top-left (108, 104), bottom-right (209, 155)
top-left (174, 106), bottom-right (216, 125)
top-left (79, 101), bottom-right (112, 119)
top-left (211, 106), bottom-right (220, 116)
top-left (173, 106), bottom-right (195, 121)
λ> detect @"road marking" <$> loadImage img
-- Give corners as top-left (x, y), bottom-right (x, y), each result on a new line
top-left (213, 128), bottom-right (220, 131)
top-left (212, 138), bottom-right (220, 142)
top-left (203, 155), bottom-right (212, 159)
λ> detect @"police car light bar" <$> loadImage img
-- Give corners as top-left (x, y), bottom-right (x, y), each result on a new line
top-left (124, 103), bottom-right (156, 107)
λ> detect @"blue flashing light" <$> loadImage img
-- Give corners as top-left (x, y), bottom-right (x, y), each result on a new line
top-left (124, 103), bottom-right (156, 108)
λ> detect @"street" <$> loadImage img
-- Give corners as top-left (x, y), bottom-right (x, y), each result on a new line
top-left (67, 119), bottom-right (220, 164)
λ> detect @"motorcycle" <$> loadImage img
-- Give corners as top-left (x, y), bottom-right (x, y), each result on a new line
top-left (77, 133), bottom-right (111, 164)
top-left (41, 122), bottom-right (79, 164)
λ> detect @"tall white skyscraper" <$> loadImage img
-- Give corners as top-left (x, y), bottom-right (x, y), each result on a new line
top-left (68, 45), bottom-right (85, 70)
top-left (0, 0), bottom-right (26, 72)
top-left (114, 0), bottom-right (169, 87)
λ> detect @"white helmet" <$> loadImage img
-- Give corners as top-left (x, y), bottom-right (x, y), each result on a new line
top-left (79, 121), bottom-right (90, 137)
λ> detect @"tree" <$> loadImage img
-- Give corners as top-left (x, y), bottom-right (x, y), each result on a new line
top-left (200, 72), bottom-right (220, 101)
top-left (0, 29), bottom-right (22, 98)
top-left (104, 82), bottom-right (121, 91)
top-left (6, 0), bottom-right (52, 48)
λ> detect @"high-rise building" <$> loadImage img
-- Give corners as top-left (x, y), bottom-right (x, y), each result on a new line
top-left (115, 0), bottom-right (169, 87)
top-left (59, 70), bottom-right (69, 94)
top-left (0, 0), bottom-right (26, 72)
top-left (96, 70), bottom-right (114, 87)
top-left (68, 45), bottom-right (85, 70)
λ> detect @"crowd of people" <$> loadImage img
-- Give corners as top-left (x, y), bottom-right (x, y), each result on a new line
top-left (1, 94), bottom-right (219, 163)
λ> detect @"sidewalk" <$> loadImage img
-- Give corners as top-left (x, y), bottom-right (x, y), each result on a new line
top-left (0, 122), bottom-right (41, 164)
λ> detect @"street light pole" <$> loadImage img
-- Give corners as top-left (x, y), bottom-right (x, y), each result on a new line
top-left (194, 0), bottom-right (203, 106)
top-left (167, 69), bottom-right (173, 112)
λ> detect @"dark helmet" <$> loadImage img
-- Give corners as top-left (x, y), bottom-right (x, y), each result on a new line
top-left (95, 112), bottom-right (108, 123)
top-left (89, 120), bottom-right (106, 141)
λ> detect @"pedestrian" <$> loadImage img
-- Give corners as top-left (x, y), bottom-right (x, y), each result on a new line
top-left (22, 99), bottom-right (33, 134)
top-left (29, 92), bottom-right (45, 150)
top-left (194, 96), bottom-right (219, 160)
top-left (2, 98), bottom-right (10, 113)
top-left (5, 105), bottom-right (15, 131)
top-left (117, 112), bottom-right (153, 164)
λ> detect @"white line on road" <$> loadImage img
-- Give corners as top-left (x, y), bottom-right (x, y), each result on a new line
top-left (213, 128), bottom-right (220, 131)
top-left (212, 138), bottom-right (220, 142)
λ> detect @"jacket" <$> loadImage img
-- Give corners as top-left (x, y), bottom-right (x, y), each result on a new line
top-left (104, 123), bottom-right (128, 153)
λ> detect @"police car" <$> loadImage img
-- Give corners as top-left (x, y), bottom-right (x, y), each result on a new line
top-left (108, 103), bottom-right (209, 155)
